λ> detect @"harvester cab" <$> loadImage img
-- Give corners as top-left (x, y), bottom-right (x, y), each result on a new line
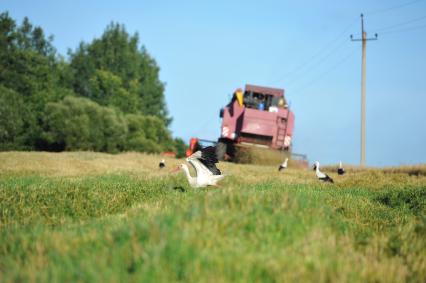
top-left (242, 90), bottom-right (286, 111)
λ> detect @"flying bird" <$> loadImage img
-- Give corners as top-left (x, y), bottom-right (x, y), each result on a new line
top-left (278, 158), bottom-right (288, 171)
top-left (314, 161), bottom-right (334, 183)
top-left (172, 146), bottom-right (225, 188)
top-left (159, 159), bottom-right (166, 169)
top-left (337, 161), bottom-right (345, 175)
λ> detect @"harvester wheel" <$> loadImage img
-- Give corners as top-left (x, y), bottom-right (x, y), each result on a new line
top-left (215, 141), bottom-right (227, 161)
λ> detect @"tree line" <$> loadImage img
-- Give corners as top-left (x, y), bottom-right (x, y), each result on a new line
top-left (0, 12), bottom-right (186, 156)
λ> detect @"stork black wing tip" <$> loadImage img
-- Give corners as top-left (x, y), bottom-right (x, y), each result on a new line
top-left (200, 146), bottom-right (219, 163)
top-left (319, 175), bottom-right (334, 183)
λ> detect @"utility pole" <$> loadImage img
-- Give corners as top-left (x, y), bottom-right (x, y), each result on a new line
top-left (351, 14), bottom-right (377, 167)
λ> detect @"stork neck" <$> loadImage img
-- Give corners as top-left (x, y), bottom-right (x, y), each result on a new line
top-left (182, 165), bottom-right (196, 186)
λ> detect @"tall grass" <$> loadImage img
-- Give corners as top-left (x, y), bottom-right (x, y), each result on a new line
top-left (0, 152), bottom-right (425, 282)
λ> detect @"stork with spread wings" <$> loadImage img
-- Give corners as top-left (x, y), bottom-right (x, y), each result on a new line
top-left (172, 146), bottom-right (225, 188)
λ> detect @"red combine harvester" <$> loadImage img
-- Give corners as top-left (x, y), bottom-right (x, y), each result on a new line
top-left (187, 84), bottom-right (307, 166)
top-left (216, 84), bottom-right (294, 159)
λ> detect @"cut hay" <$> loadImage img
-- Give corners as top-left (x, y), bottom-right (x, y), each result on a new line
top-left (233, 144), bottom-right (306, 167)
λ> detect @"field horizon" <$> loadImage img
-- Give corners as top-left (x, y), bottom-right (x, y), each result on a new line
top-left (1, 151), bottom-right (425, 282)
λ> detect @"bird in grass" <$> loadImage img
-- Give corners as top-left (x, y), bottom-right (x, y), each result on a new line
top-left (171, 146), bottom-right (225, 188)
top-left (337, 161), bottom-right (345, 175)
top-left (314, 161), bottom-right (334, 183)
top-left (159, 159), bottom-right (165, 169)
top-left (173, 186), bottom-right (186, 192)
top-left (278, 158), bottom-right (288, 171)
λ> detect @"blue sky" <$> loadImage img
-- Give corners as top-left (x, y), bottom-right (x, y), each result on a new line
top-left (2, 0), bottom-right (426, 166)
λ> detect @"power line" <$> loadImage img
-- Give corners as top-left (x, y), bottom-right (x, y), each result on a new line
top-left (375, 14), bottom-right (426, 32)
top-left (380, 22), bottom-right (426, 34)
top-left (284, 38), bottom-right (349, 87)
top-left (269, 17), bottom-right (358, 86)
top-left (271, 0), bottom-right (425, 89)
top-left (272, 19), bottom-right (356, 83)
top-left (289, 50), bottom-right (356, 95)
top-left (366, 0), bottom-right (425, 16)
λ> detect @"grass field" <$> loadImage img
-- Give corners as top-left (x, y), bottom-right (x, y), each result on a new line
top-left (1, 152), bottom-right (425, 282)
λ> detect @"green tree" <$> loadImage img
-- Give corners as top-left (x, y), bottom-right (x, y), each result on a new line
top-left (69, 23), bottom-right (171, 125)
top-left (88, 69), bottom-right (139, 113)
top-left (124, 113), bottom-right (174, 153)
top-left (173, 137), bottom-right (188, 158)
top-left (0, 13), bottom-right (177, 155)
top-left (42, 96), bottom-right (127, 152)
top-left (0, 13), bottom-right (64, 149)
top-left (0, 85), bottom-right (27, 150)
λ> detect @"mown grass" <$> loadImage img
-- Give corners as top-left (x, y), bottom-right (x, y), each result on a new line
top-left (0, 152), bottom-right (425, 282)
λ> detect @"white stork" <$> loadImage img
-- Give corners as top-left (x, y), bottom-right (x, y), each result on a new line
top-left (278, 158), bottom-right (288, 171)
top-left (159, 159), bottom-right (166, 169)
top-left (337, 161), bottom-right (345, 175)
top-left (314, 161), bottom-right (334, 183)
top-left (173, 146), bottom-right (225, 188)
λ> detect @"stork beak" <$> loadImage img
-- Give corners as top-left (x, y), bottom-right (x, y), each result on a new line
top-left (170, 166), bottom-right (180, 173)
top-left (312, 164), bottom-right (317, 171)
